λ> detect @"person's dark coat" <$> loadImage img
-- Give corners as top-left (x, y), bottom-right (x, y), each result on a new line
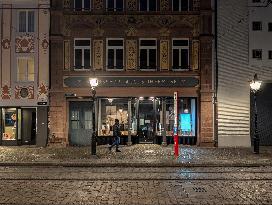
top-left (113, 123), bottom-right (121, 137)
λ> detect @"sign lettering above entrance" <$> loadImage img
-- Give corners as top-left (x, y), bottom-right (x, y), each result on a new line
top-left (63, 76), bottom-right (199, 88)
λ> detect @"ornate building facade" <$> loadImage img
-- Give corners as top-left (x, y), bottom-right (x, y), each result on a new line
top-left (0, 0), bottom-right (50, 146)
top-left (50, 0), bottom-right (213, 146)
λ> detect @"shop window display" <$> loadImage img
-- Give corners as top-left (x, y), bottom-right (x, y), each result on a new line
top-left (2, 108), bottom-right (17, 140)
top-left (99, 98), bottom-right (129, 136)
top-left (160, 98), bottom-right (196, 137)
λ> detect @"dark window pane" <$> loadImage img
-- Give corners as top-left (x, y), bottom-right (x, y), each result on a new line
top-left (252, 49), bottom-right (262, 59)
top-left (28, 11), bottom-right (35, 32)
top-left (140, 49), bottom-right (148, 69)
top-left (84, 0), bottom-right (91, 10)
top-left (269, 51), bottom-right (272, 59)
top-left (84, 49), bottom-right (90, 68)
top-left (75, 49), bottom-right (82, 68)
top-left (116, 0), bottom-right (124, 11)
top-left (108, 40), bottom-right (123, 46)
top-left (75, 0), bottom-right (82, 10)
top-left (149, 49), bottom-right (156, 68)
top-left (19, 11), bottom-right (26, 32)
top-left (140, 40), bottom-right (156, 46)
top-left (108, 49), bottom-right (114, 69)
top-left (107, 0), bottom-right (114, 10)
top-left (189, 0), bottom-right (193, 10)
top-left (116, 49), bottom-right (123, 69)
top-left (75, 40), bottom-right (90, 46)
top-left (252, 22), bottom-right (262, 31)
top-left (140, 0), bottom-right (147, 11)
top-left (173, 0), bottom-right (180, 11)
top-left (180, 49), bottom-right (188, 68)
top-left (173, 49), bottom-right (180, 68)
top-left (268, 23), bottom-right (272, 32)
top-left (180, 0), bottom-right (188, 11)
top-left (149, 0), bottom-right (157, 11)
top-left (173, 40), bottom-right (188, 46)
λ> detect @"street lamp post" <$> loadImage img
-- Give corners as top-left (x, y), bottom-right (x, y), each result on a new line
top-left (89, 78), bottom-right (98, 155)
top-left (250, 74), bottom-right (262, 154)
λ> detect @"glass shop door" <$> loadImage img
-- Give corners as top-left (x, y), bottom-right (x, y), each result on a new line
top-left (138, 99), bottom-right (155, 143)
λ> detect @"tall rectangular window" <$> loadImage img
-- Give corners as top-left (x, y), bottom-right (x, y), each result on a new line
top-left (252, 21), bottom-right (262, 31)
top-left (252, 49), bottom-right (262, 59)
top-left (17, 57), bottom-right (34, 82)
top-left (172, 39), bottom-right (189, 70)
top-left (18, 11), bottom-right (34, 32)
top-left (107, 0), bottom-right (124, 11)
top-left (107, 39), bottom-right (124, 70)
top-left (140, 39), bottom-right (157, 70)
top-left (74, 0), bottom-right (91, 11)
top-left (140, 0), bottom-right (157, 11)
top-left (268, 51), bottom-right (272, 59)
top-left (172, 0), bottom-right (190, 11)
top-left (74, 39), bottom-right (91, 70)
top-left (268, 23), bottom-right (272, 32)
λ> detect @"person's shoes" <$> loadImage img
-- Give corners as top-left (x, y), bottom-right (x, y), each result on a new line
top-left (116, 149), bottom-right (121, 152)
top-left (108, 147), bottom-right (112, 151)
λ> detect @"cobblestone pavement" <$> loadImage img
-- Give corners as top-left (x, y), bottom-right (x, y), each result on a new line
top-left (0, 145), bottom-right (272, 166)
top-left (0, 166), bottom-right (272, 205)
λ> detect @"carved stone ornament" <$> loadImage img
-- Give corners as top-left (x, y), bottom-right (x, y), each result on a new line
top-left (160, 40), bottom-right (169, 70)
top-left (1, 39), bottom-right (11, 49)
top-left (94, 0), bottom-right (103, 10)
top-left (125, 27), bottom-right (137, 37)
top-left (126, 40), bottom-right (137, 70)
top-left (38, 82), bottom-right (48, 101)
top-left (127, 0), bottom-right (137, 11)
top-left (160, 0), bottom-right (169, 11)
top-left (64, 40), bottom-right (70, 70)
top-left (93, 40), bottom-right (103, 70)
top-left (192, 40), bottom-right (199, 70)
top-left (63, 0), bottom-right (71, 8)
top-left (15, 35), bottom-right (35, 53)
top-left (159, 28), bottom-right (170, 37)
top-left (1, 85), bottom-right (11, 99)
top-left (92, 27), bottom-right (105, 37)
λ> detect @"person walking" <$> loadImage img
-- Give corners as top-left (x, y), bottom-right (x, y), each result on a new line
top-left (109, 119), bottom-right (121, 152)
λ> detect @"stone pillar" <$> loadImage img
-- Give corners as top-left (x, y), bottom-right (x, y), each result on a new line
top-left (199, 36), bottom-right (213, 146)
top-left (48, 92), bottom-right (67, 145)
top-left (127, 99), bottom-right (132, 145)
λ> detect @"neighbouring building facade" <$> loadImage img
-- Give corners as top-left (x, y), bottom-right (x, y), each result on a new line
top-left (217, 0), bottom-right (272, 147)
top-left (0, 0), bottom-right (50, 146)
top-left (50, 0), bottom-right (213, 146)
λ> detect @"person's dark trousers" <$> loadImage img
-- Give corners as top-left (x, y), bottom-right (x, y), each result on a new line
top-left (109, 136), bottom-right (120, 151)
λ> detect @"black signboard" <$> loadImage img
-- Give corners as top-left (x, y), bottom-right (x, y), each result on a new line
top-left (63, 76), bottom-right (199, 88)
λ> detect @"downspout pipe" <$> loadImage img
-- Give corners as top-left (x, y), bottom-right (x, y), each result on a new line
top-left (213, 0), bottom-right (219, 146)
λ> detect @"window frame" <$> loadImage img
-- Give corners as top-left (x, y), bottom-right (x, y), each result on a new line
top-left (172, 0), bottom-right (189, 12)
top-left (73, 38), bottom-right (92, 71)
top-left (139, 38), bottom-right (157, 71)
top-left (106, 0), bottom-right (124, 11)
top-left (252, 21), bottom-right (262, 31)
top-left (16, 56), bottom-right (35, 82)
top-left (139, 0), bottom-right (157, 11)
top-left (268, 23), bottom-right (272, 32)
top-left (252, 49), bottom-right (262, 60)
top-left (106, 38), bottom-right (124, 71)
top-left (172, 38), bottom-right (190, 71)
top-left (74, 0), bottom-right (92, 11)
top-left (17, 10), bottom-right (35, 33)
top-left (268, 50), bottom-right (272, 60)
